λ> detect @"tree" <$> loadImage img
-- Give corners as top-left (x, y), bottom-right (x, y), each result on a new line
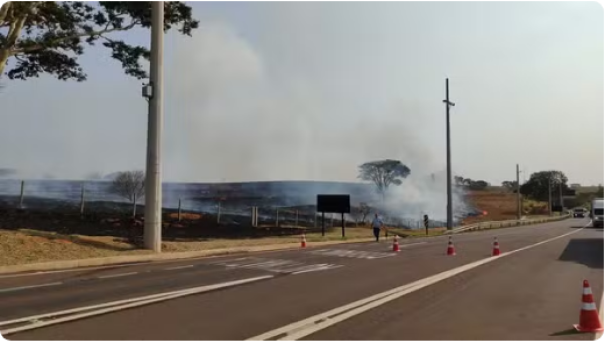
top-left (358, 159), bottom-right (411, 200)
top-left (454, 176), bottom-right (465, 186)
top-left (358, 202), bottom-right (371, 225)
top-left (110, 170), bottom-right (145, 218)
top-left (469, 180), bottom-right (489, 191)
top-left (501, 180), bottom-right (519, 192)
top-left (0, 2), bottom-right (199, 81)
top-left (520, 170), bottom-right (569, 202)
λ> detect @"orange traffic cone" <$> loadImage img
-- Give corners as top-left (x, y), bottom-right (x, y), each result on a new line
top-left (446, 236), bottom-right (456, 256)
top-left (492, 237), bottom-right (501, 256)
top-left (300, 233), bottom-right (307, 248)
top-left (392, 235), bottom-right (400, 252)
top-left (574, 280), bottom-right (604, 332)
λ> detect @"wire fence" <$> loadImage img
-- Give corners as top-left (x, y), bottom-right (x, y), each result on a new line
top-left (0, 179), bottom-right (447, 230)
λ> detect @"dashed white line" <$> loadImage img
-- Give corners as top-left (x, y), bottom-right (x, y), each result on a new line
top-left (163, 265), bottom-right (194, 271)
top-left (97, 272), bottom-right (138, 279)
top-left (0, 282), bottom-right (63, 294)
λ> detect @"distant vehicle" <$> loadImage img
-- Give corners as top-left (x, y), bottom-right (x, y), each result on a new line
top-left (589, 199), bottom-right (604, 228)
top-left (573, 208), bottom-right (587, 218)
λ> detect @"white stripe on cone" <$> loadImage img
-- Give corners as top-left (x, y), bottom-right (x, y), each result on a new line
top-left (583, 302), bottom-right (598, 311)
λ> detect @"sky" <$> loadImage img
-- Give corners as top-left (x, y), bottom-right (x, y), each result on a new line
top-left (0, 1), bottom-right (603, 186)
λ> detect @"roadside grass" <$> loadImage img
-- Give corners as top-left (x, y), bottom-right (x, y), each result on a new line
top-left (0, 226), bottom-right (377, 266)
top-left (0, 229), bottom-right (147, 267)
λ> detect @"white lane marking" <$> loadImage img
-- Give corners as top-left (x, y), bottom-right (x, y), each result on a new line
top-left (0, 275), bottom-right (273, 336)
top-left (97, 272), bottom-right (138, 279)
top-left (209, 257), bottom-right (343, 275)
top-left (0, 263), bottom-right (150, 279)
top-left (163, 265), bottom-right (194, 271)
top-left (308, 249), bottom-right (396, 260)
top-left (0, 282), bottom-right (63, 294)
top-left (291, 264), bottom-right (343, 275)
top-left (247, 226), bottom-right (585, 341)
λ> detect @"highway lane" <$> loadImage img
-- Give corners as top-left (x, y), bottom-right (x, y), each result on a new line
top-left (0, 219), bottom-right (583, 320)
top-left (3, 219), bottom-right (595, 340)
top-left (302, 226), bottom-right (603, 341)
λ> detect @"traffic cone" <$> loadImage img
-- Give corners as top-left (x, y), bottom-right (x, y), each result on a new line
top-left (446, 236), bottom-right (456, 256)
top-left (392, 235), bottom-right (400, 252)
top-left (492, 237), bottom-right (501, 256)
top-left (300, 233), bottom-right (307, 248)
top-left (574, 280), bottom-right (604, 332)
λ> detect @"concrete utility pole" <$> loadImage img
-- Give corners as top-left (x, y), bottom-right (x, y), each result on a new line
top-left (443, 78), bottom-right (456, 230)
top-left (143, 1), bottom-right (164, 253)
top-left (516, 164), bottom-right (521, 220)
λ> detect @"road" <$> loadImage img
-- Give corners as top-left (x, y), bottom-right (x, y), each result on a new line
top-left (0, 219), bottom-right (602, 340)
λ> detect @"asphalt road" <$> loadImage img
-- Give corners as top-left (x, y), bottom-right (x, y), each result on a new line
top-left (1, 219), bottom-right (602, 340)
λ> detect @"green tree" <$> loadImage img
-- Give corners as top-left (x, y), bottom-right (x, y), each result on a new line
top-left (520, 170), bottom-right (569, 202)
top-left (358, 159), bottom-right (411, 200)
top-left (0, 1), bottom-right (198, 81)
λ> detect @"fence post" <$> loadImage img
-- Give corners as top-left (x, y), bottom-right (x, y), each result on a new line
top-left (275, 208), bottom-right (279, 227)
top-left (80, 184), bottom-right (85, 216)
top-left (19, 180), bottom-right (24, 209)
top-left (295, 209), bottom-right (299, 227)
top-left (217, 201), bottom-right (221, 224)
top-left (178, 198), bottom-right (182, 222)
top-left (255, 207), bottom-right (259, 227)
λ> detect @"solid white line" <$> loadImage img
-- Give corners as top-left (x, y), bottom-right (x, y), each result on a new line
top-left (1, 275), bottom-right (274, 336)
top-left (247, 226), bottom-right (585, 341)
top-left (163, 265), bottom-right (194, 271)
top-left (0, 263), bottom-right (150, 279)
top-left (97, 272), bottom-right (138, 279)
top-left (0, 282), bottom-right (62, 294)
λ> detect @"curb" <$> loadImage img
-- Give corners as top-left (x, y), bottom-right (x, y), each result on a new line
top-left (0, 237), bottom-right (373, 276)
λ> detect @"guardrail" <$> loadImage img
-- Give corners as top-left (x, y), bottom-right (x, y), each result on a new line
top-left (451, 214), bottom-right (571, 234)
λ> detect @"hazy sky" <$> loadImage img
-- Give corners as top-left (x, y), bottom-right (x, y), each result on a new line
top-left (0, 1), bottom-right (603, 185)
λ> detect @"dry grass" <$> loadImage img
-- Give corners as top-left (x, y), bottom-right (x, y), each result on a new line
top-left (0, 226), bottom-right (376, 266)
top-left (161, 226), bottom-right (374, 252)
top-left (0, 229), bottom-right (148, 267)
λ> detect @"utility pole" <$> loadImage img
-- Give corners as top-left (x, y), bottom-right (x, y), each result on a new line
top-left (143, 1), bottom-right (164, 253)
top-left (516, 164), bottom-right (521, 219)
top-left (559, 181), bottom-right (564, 213)
top-left (443, 78), bottom-right (455, 230)
top-left (548, 177), bottom-right (552, 216)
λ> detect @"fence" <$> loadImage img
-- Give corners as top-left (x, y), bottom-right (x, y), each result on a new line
top-left (0, 179), bottom-right (449, 230)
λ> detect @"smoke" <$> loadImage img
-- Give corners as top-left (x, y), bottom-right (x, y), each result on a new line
top-left (162, 21), bottom-right (443, 183)
top-left (0, 16), bottom-right (473, 223)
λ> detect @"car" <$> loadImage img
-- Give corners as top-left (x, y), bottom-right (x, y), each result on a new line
top-left (573, 208), bottom-right (587, 218)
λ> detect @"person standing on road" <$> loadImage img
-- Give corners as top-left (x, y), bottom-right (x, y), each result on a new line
top-left (371, 213), bottom-right (383, 242)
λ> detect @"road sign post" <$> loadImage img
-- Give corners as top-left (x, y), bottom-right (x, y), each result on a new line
top-left (317, 194), bottom-right (351, 238)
